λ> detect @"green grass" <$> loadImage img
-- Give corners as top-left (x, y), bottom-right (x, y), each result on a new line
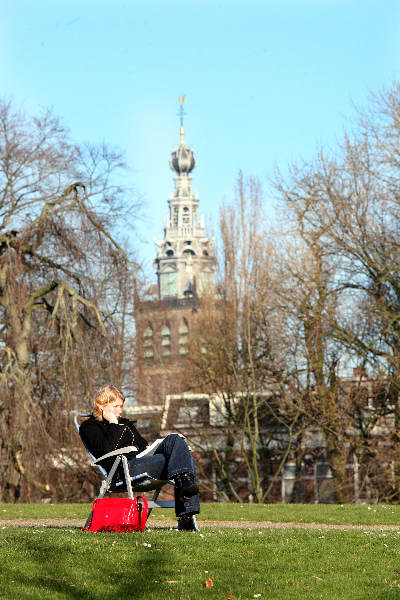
top-left (1, 525), bottom-right (400, 599)
top-left (1, 502), bottom-right (400, 526)
top-left (1, 503), bottom-right (400, 599)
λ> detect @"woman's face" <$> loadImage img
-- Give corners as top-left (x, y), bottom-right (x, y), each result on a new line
top-left (102, 398), bottom-right (124, 421)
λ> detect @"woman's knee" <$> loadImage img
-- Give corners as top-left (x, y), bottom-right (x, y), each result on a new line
top-left (166, 433), bottom-right (182, 442)
top-left (166, 433), bottom-right (189, 448)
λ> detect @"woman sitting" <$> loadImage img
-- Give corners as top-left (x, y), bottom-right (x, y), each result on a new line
top-left (79, 384), bottom-right (200, 531)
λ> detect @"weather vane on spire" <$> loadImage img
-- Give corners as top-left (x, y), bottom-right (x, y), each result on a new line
top-left (178, 95), bottom-right (186, 138)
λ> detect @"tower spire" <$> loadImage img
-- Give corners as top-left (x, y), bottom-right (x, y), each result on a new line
top-left (178, 95), bottom-right (186, 141)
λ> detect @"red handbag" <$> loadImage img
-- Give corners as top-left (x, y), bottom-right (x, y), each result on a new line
top-left (82, 496), bottom-right (149, 532)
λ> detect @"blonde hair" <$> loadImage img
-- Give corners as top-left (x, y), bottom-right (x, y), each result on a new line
top-left (93, 385), bottom-right (125, 420)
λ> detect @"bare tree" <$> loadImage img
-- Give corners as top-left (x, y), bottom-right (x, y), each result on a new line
top-left (0, 99), bottom-right (138, 501)
top-left (273, 81), bottom-right (400, 502)
top-left (184, 173), bottom-right (304, 502)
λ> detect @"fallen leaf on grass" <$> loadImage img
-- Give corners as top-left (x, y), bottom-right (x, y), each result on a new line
top-left (247, 550), bottom-right (253, 555)
top-left (167, 580), bottom-right (179, 583)
top-left (312, 576), bottom-right (324, 582)
top-left (205, 578), bottom-right (214, 588)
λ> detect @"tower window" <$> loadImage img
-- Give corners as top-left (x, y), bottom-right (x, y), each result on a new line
top-left (161, 323), bottom-right (171, 352)
top-left (179, 347), bottom-right (189, 355)
top-left (143, 323), bottom-right (154, 356)
top-left (166, 250), bottom-right (174, 256)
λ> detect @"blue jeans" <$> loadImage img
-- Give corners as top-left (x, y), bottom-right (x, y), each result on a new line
top-left (128, 433), bottom-right (200, 517)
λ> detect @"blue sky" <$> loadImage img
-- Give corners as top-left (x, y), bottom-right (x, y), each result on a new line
top-left (2, 0), bottom-right (400, 276)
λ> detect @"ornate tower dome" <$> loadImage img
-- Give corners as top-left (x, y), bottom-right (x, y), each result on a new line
top-left (169, 131), bottom-right (196, 175)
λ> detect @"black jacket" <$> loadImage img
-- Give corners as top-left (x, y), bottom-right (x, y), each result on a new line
top-left (79, 415), bottom-right (148, 477)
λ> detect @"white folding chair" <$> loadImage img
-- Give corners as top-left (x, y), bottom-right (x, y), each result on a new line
top-left (73, 413), bottom-right (175, 519)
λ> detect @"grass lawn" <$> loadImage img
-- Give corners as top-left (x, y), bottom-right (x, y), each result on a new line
top-left (1, 525), bottom-right (400, 599)
top-left (1, 501), bottom-right (400, 526)
top-left (1, 503), bottom-right (400, 599)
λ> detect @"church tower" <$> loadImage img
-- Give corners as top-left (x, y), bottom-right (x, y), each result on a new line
top-left (154, 101), bottom-right (215, 300)
top-left (135, 98), bottom-right (216, 406)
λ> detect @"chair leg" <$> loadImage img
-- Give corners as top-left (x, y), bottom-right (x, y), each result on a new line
top-left (149, 478), bottom-right (176, 518)
top-left (147, 487), bottom-right (162, 519)
top-left (121, 455), bottom-right (134, 499)
top-left (83, 511), bottom-right (93, 529)
top-left (98, 456), bottom-right (121, 499)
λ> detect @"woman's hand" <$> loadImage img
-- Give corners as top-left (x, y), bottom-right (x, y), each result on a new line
top-left (102, 404), bottom-right (119, 424)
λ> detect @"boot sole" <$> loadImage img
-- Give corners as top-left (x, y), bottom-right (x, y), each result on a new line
top-left (180, 483), bottom-right (199, 501)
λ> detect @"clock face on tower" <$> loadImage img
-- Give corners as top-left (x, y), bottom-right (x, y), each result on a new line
top-left (160, 272), bottom-right (178, 297)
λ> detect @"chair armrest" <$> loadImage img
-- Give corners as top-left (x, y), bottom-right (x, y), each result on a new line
top-left (92, 446), bottom-right (138, 464)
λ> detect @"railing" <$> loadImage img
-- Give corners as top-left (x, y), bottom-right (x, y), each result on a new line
top-left (165, 225), bottom-right (205, 237)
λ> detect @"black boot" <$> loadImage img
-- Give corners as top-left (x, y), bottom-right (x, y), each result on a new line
top-left (174, 472), bottom-right (199, 502)
top-left (177, 513), bottom-right (199, 532)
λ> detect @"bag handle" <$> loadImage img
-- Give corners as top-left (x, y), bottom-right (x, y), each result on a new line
top-left (136, 496), bottom-right (145, 529)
